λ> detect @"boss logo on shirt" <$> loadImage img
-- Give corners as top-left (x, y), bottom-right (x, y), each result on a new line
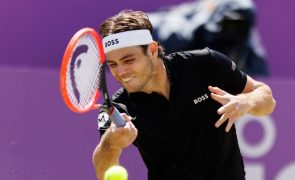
top-left (193, 93), bottom-right (209, 104)
top-left (104, 39), bottom-right (119, 48)
top-left (97, 111), bottom-right (111, 130)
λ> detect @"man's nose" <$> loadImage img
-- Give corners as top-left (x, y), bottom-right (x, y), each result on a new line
top-left (116, 64), bottom-right (128, 77)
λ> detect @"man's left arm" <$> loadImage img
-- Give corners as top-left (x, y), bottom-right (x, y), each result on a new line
top-left (208, 75), bottom-right (276, 132)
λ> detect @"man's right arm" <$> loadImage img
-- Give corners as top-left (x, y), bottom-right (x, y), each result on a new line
top-left (93, 114), bottom-right (137, 180)
top-left (92, 128), bottom-right (123, 180)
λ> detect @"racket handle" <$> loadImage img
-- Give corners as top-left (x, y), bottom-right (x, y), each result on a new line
top-left (109, 107), bottom-right (126, 127)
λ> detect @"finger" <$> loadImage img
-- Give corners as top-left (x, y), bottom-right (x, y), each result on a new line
top-left (215, 109), bottom-right (234, 128)
top-left (225, 115), bottom-right (238, 132)
top-left (124, 122), bottom-right (137, 133)
top-left (215, 113), bottom-right (227, 128)
top-left (110, 123), bottom-right (131, 135)
top-left (208, 86), bottom-right (227, 95)
top-left (210, 93), bottom-right (226, 105)
top-left (125, 122), bottom-right (138, 140)
top-left (129, 122), bottom-right (138, 137)
top-left (129, 122), bottom-right (138, 135)
top-left (217, 103), bottom-right (235, 115)
top-left (124, 121), bottom-right (133, 130)
top-left (225, 120), bottom-right (234, 132)
top-left (121, 113), bottom-right (133, 122)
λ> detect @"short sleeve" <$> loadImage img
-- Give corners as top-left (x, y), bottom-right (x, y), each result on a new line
top-left (208, 49), bottom-right (247, 95)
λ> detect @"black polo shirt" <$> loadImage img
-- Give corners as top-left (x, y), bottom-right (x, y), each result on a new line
top-left (99, 48), bottom-right (247, 180)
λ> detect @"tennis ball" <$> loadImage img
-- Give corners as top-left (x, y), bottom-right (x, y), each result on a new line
top-left (103, 165), bottom-right (128, 180)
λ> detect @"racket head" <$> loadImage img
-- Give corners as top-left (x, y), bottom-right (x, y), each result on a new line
top-left (60, 28), bottom-right (105, 113)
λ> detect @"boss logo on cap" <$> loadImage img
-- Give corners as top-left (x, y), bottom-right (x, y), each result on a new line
top-left (104, 39), bottom-right (119, 48)
top-left (103, 30), bottom-right (153, 53)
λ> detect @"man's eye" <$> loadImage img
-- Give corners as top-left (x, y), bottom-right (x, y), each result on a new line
top-left (108, 63), bottom-right (117, 68)
top-left (124, 59), bottom-right (135, 64)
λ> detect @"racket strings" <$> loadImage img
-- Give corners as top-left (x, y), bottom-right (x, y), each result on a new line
top-left (65, 33), bottom-right (103, 110)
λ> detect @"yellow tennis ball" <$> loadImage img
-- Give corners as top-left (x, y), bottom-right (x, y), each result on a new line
top-left (104, 165), bottom-right (128, 180)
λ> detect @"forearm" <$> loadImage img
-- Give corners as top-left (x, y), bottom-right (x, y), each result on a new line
top-left (92, 120), bottom-right (138, 179)
top-left (244, 82), bottom-right (276, 116)
top-left (92, 138), bottom-right (122, 180)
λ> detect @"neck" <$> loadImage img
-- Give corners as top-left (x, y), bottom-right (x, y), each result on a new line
top-left (146, 57), bottom-right (170, 99)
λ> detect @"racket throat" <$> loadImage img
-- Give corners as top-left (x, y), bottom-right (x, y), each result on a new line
top-left (107, 106), bottom-right (115, 116)
top-left (102, 106), bottom-right (115, 117)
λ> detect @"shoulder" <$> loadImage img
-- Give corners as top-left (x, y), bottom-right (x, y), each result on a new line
top-left (164, 47), bottom-right (231, 67)
top-left (164, 47), bottom-right (233, 73)
top-left (207, 49), bottom-right (237, 69)
top-left (165, 47), bottom-right (211, 62)
top-left (177, 48), bottom-right (238, 72)
top-left (163, 48), bottom-right (211, 74)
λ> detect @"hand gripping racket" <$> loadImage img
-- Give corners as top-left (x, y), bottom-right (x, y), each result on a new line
top-left (60, 28), bottom-right (126, 127)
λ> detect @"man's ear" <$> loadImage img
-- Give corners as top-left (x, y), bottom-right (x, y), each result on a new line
top-left (149, 42), bottom-right (158, 57)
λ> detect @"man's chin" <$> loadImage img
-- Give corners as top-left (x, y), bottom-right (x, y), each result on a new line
top-left (123, 86), bottom-right (140, 93)
top-left (121, 82), bottom-right (144, 93)
top-left (125, 88), bottom-right (137, 93)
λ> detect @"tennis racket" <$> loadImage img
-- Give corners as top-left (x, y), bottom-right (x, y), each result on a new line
top-left (60, 27), bottom-right (126, 127)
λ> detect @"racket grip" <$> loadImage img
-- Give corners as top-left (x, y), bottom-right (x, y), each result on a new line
top-left (109, 107), bottom-right (126, 127)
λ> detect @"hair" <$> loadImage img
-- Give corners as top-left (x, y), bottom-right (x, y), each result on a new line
top-left (99, 10), bottom-right (165, 58)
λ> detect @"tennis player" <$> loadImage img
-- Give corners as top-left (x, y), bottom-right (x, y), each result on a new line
top-left (93, 10), bottom-right (276, 180)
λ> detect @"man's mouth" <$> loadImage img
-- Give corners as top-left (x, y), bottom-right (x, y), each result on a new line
top-left (121, 75), bottom-right (135, 83)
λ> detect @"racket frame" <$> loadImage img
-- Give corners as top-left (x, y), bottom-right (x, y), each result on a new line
top-left (60, 28), bottom-right (126, 127)
top-left (60, 28), bottom-right (105, 113)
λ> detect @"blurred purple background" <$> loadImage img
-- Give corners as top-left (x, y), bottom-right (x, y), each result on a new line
top-left (0, 0), bottom-right (294, 180)
top-left (0, 0), bottom-right (294, 77)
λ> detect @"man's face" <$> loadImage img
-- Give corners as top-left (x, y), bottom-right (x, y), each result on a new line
top-left (106, 45), bottom-right (154, 93)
